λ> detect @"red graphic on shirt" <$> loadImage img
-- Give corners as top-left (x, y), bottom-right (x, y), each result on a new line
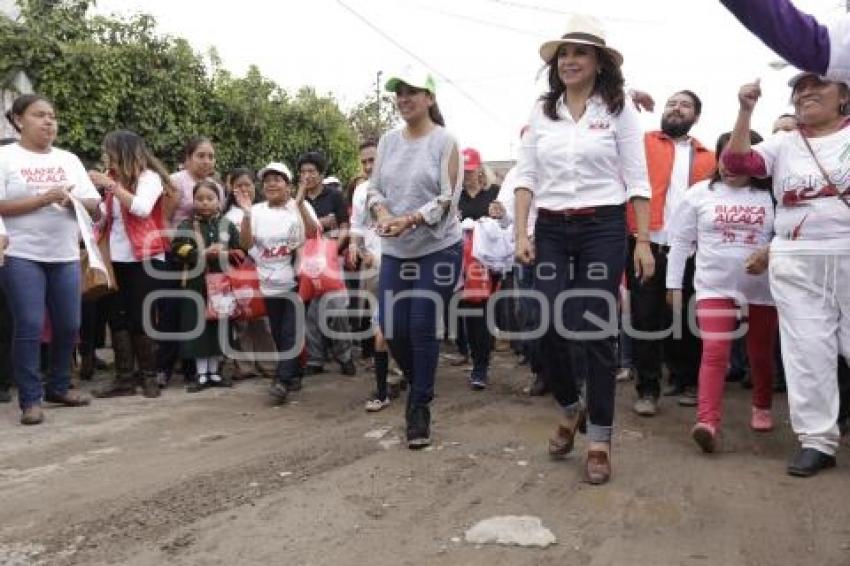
top-left (712, 205), bottom-right (766, 227)
top-left (781, 183), bottom-right (844, 206)
top-left (790, 213), bottom-right (809, 241)
top-left (21, 167), bottom-right (68, 185)
top-left (713, 204), bottom-right (766, 246)
top-left (260, 246), bottom-right (292, 259)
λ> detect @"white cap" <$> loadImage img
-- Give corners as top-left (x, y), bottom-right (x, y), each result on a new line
top-left (788, 71), bottom-right (850, 89)
top-left (258, 162), bottom-right (292, 182)
top-left (385, 63), bottom-right (437, 94)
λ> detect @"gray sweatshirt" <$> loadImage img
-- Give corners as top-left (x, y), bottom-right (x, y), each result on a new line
top-left (366, 126), bottom-right (462, 259)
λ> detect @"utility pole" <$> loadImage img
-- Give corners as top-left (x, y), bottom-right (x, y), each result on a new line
top-left (375, 70), bottom-right (383, 133)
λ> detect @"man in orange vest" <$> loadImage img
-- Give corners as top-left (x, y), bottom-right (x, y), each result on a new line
top-left (626, 91), bottom-right (716, 417)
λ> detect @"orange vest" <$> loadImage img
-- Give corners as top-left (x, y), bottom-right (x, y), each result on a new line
top-left (627, 131), bottom-right (716, 234)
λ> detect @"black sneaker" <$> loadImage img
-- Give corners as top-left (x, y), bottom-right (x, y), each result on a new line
top-left (187, 374), bottom-right (209, 393)
top-left (269, 382), bottom-right (289, 403)
top-left (407, 405), bottom-right (431, 449)
top-left (527, 374), bottom-right (548, 397)
top-left (469, 368), bottom-right (488, 391)
top-left (340, 360), bottom-right (357, 376)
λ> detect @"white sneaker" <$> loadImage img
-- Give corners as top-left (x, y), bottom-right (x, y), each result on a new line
top-left (365, 398), bottom-right (390, 412)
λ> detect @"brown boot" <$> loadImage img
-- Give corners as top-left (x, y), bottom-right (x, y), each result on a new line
top-left (94, 330), bottom-right (137, 398)
top-left (134, 334), bottom-right (161, 398)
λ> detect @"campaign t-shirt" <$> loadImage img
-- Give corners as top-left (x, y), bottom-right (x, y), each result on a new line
top-left (0, 143), bottom-right (101, 262)
top-left (225, 205), bottom-right (261, 261)
top-left (250, 200), bottom-right (318, 296)
top-left (667, 180), bottom-right (774, 305)
top-left (753, 128), bottom-right (850, 254)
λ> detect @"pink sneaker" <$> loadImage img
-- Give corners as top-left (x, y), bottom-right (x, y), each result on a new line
top-left (751, 407), bottom-right (773, 432)
top-left (691, 422), bottom-right (717, 454)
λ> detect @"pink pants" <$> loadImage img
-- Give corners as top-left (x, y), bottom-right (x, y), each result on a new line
top-left (696, 299), bottom-right (778, 429)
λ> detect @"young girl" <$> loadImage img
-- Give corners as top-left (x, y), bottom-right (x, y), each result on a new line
top-left (172, 180), bottom-right (244, 392)
top-left (666, 131), bottom-right (777, 453)
top-left (224, 168), bottom-right (277, 380)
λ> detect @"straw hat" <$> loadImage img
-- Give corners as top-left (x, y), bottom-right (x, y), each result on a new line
top-left (539, 14), bottom-right (623, 67)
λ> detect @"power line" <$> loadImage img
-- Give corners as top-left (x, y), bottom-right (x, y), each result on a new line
top-left (335, 0), bottom-right (512, 128)
top-left (483, 0), bottom-right (661, 25)
top-left (413, 3), bottom-right (540, 37)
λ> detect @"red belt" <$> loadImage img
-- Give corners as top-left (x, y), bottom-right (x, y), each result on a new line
top-left (538, 207), bottom-right (597, 218)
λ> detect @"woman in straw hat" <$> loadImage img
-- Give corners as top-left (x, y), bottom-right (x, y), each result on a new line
top-left (513, 14), bottom-right (654, 484)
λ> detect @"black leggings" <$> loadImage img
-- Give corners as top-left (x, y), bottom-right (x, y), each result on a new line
top-left (107, 261), bottom-right (165, 336)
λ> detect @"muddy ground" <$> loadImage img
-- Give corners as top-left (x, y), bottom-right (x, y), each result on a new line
top-left (1, 349), bottom-right (849, 566)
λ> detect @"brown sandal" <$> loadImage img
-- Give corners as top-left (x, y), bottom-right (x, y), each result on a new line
top-left (44, 390), bottom-right (91, 407)
top-left (584, 448), bottom-right (612, 485)
top-left (548, 408), bottom-right (587, 458)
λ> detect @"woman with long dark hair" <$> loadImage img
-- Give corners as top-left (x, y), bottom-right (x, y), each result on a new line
top-left (367, 67), bottom-right (462, 449)
top-left (89, 130), bottom-right (174, 399)
top-left (667, 130), bottom-right (777, 453)
top-left (513, 15), bottom-right (654, 484)
top-left (0, 94), bottom-right (102, 424)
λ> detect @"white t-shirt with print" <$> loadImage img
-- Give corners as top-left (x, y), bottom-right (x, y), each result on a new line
top-left (0, 143), bottom-right (101, 262)
top-left (667, 180), bottom-right (774, 305)
top-left (225, 206), bottom-right (261, 261)
top-left (251, 200), bottom-right (318, 296)
top-left (753, 128), bottom-right (850, 254)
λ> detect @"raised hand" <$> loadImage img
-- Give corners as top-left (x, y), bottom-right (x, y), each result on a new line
top-left (738, 79), bottom-right (762, 113)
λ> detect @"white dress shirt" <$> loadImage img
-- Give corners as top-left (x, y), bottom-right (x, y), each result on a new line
top-left (513, 96), bottom-right (651, 210)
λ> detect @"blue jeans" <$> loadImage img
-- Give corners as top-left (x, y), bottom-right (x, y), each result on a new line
top-left (379, 241), bottom-right (462, 406)
top-left (534, 207), bottom-right (626, 443)
top-left (1, 257), bottom-right (81, 409)
top-left (517, 263), bottom-right (543, 374)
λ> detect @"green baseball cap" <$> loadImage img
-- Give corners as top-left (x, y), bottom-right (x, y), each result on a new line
top-left (385, 66), bottom-right (437, 95)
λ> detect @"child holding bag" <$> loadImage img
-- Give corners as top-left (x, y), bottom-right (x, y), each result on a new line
top-left (172, 180), bottom-right (245, 392)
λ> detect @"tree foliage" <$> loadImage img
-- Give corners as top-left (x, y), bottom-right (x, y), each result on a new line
top-left (348, 92), bottom-right (400, 144)
top-left (0, 0), bottom-right (360, 180)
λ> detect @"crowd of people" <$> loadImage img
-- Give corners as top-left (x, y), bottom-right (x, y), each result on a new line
top-left (1, 3), bottom-right (849, 486)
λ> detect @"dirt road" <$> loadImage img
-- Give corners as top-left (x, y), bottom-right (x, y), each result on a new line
top-left (1, 352), bottom-right (849, 566)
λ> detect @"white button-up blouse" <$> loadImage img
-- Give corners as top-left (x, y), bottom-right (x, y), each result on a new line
top-left (513, 96), bottom-right (651, 210)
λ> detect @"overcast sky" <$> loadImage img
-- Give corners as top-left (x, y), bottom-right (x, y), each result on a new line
top-left (95, 0), bottom-right (846, 164)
